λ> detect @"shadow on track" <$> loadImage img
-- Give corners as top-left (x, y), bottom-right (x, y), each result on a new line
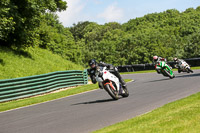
top-left (147, 72), bottom-right (200, 83)
top-left (147, 78), bottom-right (171, 83)
top-left (175, 72), bottom-right (200, 78)
top-left (71, 98), bottom-right (117, 106)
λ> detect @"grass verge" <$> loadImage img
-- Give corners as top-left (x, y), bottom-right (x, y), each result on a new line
top-left (94, 92), bottom-right (200, 133)
top-left (120, 70), bottom-right (155, 75)
top-left (120, 66), bottom-right (200, 75)
top-left (0, 79), bottom-right (132, 112)
top-left (0, 46), bottom-right (83, 79)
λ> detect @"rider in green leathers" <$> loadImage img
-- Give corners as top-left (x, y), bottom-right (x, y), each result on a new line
top-left (153, 56), bottom-right (174, 78)
top-left (153, 56), bottom-right (167, 73)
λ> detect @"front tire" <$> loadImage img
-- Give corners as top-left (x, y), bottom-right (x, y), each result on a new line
top-left (163, 69), bottom-right (174, 79)
top-left (187, 68), bottom-right (193, 73)
top-left (105, 84), bottom-right (119, 100)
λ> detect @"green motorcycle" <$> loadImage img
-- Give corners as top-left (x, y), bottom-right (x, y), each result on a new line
top-left (155, 61), bottom-right (175, 79)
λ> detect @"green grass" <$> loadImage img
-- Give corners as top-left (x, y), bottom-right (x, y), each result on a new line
top-left (0, 84), bottom-right (99, 112)
top-left (0, 79), bottom-right (132, 112)
top-left (124, 79), bottom-right (133, 83)
top-left (190, 66), bottom-right (200, 70)
top-left (120, 70), bottom-right (156, 75)
top-left (94, 92), bottom-right (200, 133)
top-left (120, 66), bottom-right (200, 75)
top-left (0, 46), bottom-right (84, 79)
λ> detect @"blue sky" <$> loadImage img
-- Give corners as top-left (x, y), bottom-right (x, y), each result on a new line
top-left (57, 0), bottom-right (200, 27)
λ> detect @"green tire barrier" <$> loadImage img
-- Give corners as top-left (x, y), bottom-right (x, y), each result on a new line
top-left (0, 70), bottom-right (88, 102)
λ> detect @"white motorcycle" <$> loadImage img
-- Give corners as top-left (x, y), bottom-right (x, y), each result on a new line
top-left (95, 67), bottom-right (129, 100)
top-left (176, 60), bottom-right (193, 73)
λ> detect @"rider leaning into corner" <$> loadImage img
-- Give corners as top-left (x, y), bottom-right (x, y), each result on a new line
top-left (153, 55), bottom-right (168, 74)
top-left (87, 59), bottom-right (127, 89)
top-left (173, 57), bottom-right (185, 69)
top-left (173, 57), bottom-right (192, 73)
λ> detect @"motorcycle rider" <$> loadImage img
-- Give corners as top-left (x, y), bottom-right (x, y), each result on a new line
top-left (173, 57), bottom-right (192, 73)
top-left (87, 59), bottom-right (127, 89)
top-left (153, 56), bottom-right (167, 74)
top-left (153, 56), bottom-right (166, 62)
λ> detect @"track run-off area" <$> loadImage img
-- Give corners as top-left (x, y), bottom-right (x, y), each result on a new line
top-left (0, 70), bottom-right (200, 133)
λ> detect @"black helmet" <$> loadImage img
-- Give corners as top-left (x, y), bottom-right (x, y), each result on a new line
top-left (88, 59), bottom-right (97, 67)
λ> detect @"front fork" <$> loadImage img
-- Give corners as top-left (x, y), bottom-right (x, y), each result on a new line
top-left (103, 80), bottom-right (116, 91)
top-left (164, 65), bottom-right (174, 75)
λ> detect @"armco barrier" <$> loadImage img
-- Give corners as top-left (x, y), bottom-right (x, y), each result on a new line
top-left (0, 70), bottom-right (88, 102)
top-left (118, 57), bottom-right (200, 72)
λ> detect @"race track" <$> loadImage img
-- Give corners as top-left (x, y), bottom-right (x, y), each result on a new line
top-left (0, 70), bottom-right (200, 133)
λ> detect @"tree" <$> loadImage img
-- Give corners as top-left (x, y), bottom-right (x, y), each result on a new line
top-left (70, 21), bottom-right (93, 41)
top-left (0, 0), bottom-right (67, 48)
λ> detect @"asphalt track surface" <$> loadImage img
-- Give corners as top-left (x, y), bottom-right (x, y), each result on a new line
top-left (0, 70), bottom-right (200, 133)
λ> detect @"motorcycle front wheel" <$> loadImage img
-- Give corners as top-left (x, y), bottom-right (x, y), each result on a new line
top-left (105, 84), bottom-right (119, 100)
top-left (163, 69), bottom-right (174, 79)
top-left (187, 68), bottom-right (193, 73)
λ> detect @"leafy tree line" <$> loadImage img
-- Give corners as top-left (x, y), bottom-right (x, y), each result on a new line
top-left (0, 0), bottom-right (67, 48)
top-left (70, 7), bottom-right (200, 66)
top-left (1, 1), bottom-right (200, 67)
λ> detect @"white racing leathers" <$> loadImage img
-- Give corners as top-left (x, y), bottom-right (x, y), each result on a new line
top-left (176, 59), bottom-right (193, 73)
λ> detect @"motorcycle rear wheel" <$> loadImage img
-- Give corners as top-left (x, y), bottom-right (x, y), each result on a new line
top-left (178, 69), bottom-right (181, 73)
top-left (121, 86), bottom-right (129, 97)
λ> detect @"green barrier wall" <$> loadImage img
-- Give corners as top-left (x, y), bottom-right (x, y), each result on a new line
top-left (0, 70), bottom-right (88, 102)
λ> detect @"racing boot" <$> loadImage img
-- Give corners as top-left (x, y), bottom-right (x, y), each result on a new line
top-left (115, 72), bottom-right (127, 89)
top-left (113, 69), bottom-right (127, 89)
top-left (116, 75), bottom-right (126, 86)
top-left (120, 79), bottom-right (127, 89)
top-left (119, 79), bottom-right (127, 94)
